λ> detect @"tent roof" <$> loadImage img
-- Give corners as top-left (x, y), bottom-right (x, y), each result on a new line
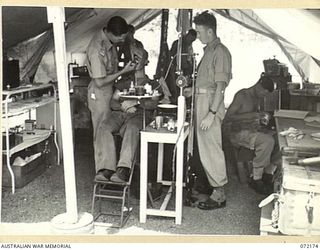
top-left (213, 9), bottom-right (320, 82)
top-left (2, 7), bottom-right (83, 49)
top-left (2, 7), bottom-right (320, 83)
top-left (2, 7), bottom-right (161, 52)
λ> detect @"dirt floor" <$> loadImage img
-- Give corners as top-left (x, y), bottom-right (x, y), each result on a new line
top-left (1, 129), bottom-right (267, 235)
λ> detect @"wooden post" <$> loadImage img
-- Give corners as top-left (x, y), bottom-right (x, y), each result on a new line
top-left (0, 6), bottom-right (3, 222)
top-left (47, 6), bottom-right (78, 224)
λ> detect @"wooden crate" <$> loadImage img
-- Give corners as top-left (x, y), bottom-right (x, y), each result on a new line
top-left (2, 137), bottom-right (53, 189)
top-left (2, 152), bottom-right (47, 188)
top-left (2, 153), bottom-right (47, 188)
top-left (278, 163), bottom-right (320, 235)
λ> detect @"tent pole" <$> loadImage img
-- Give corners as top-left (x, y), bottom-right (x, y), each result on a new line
top-left (0, 6), bottom-right (3, 223)
top-left (47, 6), bottom-right (78, 224)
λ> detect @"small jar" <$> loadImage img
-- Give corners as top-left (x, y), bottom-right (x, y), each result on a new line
top-left (144, 83), bottom-right (152, 95)
top-left (167, 118), bottom-right (175, 132)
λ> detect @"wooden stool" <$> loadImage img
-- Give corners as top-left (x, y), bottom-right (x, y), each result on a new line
top-left (222, 134), bottom-right (254, 183)
top-left (234, 146), bottom-right (255, 184)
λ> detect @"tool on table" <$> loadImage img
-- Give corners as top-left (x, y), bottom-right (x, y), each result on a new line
top-left (288, 156), bottom-right (320, 166)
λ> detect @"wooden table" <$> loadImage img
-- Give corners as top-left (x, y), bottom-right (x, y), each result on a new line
top-left (275, 116), bottom-right (320, 154)
top-left (260, 114), bottom-right (320, 235)
top-left (139, 124), bottom-right (189, 225)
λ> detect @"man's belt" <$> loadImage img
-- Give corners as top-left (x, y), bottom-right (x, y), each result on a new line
top-left (195, 88), bottom-right (216, 94)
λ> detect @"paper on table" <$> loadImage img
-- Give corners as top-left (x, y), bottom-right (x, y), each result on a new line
top-left (274, 109), bottom-right (309, 119)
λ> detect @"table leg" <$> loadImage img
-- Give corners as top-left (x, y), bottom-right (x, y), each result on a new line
top-left (143, 106), bottom-right (146, 130)
top-left (157, 143), bottom-right (164, 183)
top-left (140, 133), bottom-right (148, 223)
top-left (175, 136), bottom-right (184, 225)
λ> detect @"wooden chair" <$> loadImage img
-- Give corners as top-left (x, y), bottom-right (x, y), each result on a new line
top-left (91, 133), bottom-right (156, 228)
top-left (91, 163), bottom-right (136, 228)
top-left (91, 134), bottom-right (136, 228)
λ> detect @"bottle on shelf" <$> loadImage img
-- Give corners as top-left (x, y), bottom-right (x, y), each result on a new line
top-left (129, 81), bottom-right (136, 95)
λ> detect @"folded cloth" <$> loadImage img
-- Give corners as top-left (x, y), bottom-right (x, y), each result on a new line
top-left (12, 156), bottom-right (26, 166)
top-left (13, 152), bottom-right (42, 166)
top-left (279, 127), bottom-right (304, 140)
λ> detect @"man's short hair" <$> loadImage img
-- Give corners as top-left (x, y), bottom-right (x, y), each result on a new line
top-left (187, 29), bottom-right (197, 39)
top-left (258, 75), bottom-right (275, 92)
top-left (106, 16), bottom-right (128, 36)
top-left (193, 11), bottom-right (217, 33)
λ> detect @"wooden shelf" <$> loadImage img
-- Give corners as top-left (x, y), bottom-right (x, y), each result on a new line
top-left (2, 96), bottom-right (55, 117)
top-left (2, 83), bottom-right (59, 193)
top-left (2, 83), bottom-right (54, 96)
top-left (2, 129), bottom-right (52, 157)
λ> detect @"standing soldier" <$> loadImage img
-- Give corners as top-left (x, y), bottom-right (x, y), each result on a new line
top-left (190, 11), bottom-right (232, 210)
top-left (86, 16), bottom-right (136, 180)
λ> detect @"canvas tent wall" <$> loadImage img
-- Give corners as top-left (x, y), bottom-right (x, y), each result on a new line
top-left (213, 9), bottom-right (320, 83)
top-left (2, 7), bottom-right (161, 84)
top-left (2, 7), bottom-right (320, 87)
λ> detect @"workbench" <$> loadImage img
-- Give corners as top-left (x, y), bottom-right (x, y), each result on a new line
top-left (259, 112), bottom-right (320, 235)
top-left (275, 115), bottom-right (320, 154)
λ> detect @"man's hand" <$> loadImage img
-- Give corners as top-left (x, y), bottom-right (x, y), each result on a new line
top-left (121, 100), bottom-right (138, 112)
top-left (122, 60), bottom-right (136, 73)
top-left (126, 107), bottom-right (137, 113)
top-left (183, 87), bottom-right (192, 98)
top-left (200, 113), bottom-right (215, 130)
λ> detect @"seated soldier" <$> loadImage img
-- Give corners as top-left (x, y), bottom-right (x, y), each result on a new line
top-left (95, 46), bottom-right (162, 183)
top-left (224, 75), bottom-right (278, 195)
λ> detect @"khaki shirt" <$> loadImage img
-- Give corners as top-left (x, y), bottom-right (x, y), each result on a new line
top-left (85, 29), bottom-right (119, 81)
top-left (196, 37), bottom-right (232, 89)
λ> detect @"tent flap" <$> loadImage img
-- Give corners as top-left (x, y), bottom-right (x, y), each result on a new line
top-left (214, 9), bottom-right (320, 82)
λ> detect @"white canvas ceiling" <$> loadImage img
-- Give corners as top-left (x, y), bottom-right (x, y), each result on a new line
top-left (2, 7), bottom-right (320, 83)
top-left (214, 9), bottom-right (320, 82)
top-left (3, 7), bottom-right (161, 82)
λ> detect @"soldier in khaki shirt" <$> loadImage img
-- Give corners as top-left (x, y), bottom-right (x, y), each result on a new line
top-left (189, 11), bottom-right (232, 210)
top-left (85, 16), bottom-right (136, 180)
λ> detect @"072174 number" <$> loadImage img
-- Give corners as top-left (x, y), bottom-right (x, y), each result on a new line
top-left (300, 244), bottom-right (319, 249)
